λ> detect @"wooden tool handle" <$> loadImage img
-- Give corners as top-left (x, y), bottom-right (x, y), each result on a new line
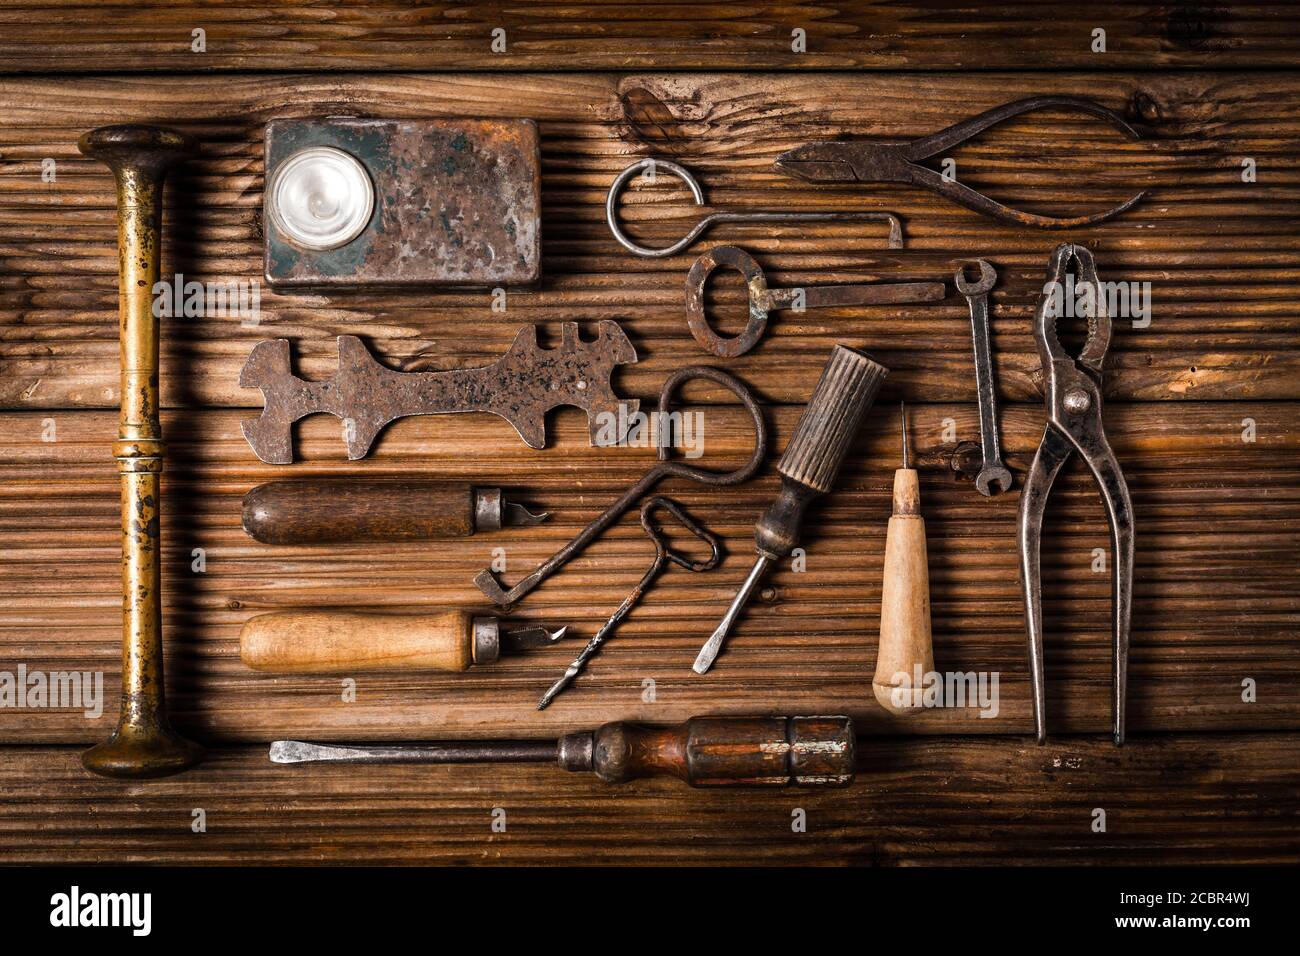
top-left (874, 468), bottom-right (935, 714)
top-left (560, 715), bottom-right (855, 787)
top-left (242, 479), bottom-right (475, 544)
top-left (240, 609), bottom-right (478, 673)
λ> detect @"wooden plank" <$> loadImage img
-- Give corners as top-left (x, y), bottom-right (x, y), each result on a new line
top-left (0, 3), bottom-right (1298, 73)
top-left (2, 734), bottom-right (1296, 865)
top-left (2, 402), bottom-right (1295, 743)
top-left (1, 72), bottom-right (1298, 410)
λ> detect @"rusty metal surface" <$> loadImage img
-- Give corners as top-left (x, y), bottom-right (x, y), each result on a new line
top-left (264, 117), bottom-right (541, 288)
top-left (240, 321), bottom-right (638, 463)
top-left (1018, 243), bottom-right (1135, 746)
top-left (684, 244), bottom-right (945, 357)
top-left (77, 125), bottom-right (204, 779)
top-left (775, 95), bottom-right (1147, 229)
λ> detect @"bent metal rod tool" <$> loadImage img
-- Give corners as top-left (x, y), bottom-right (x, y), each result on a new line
top-left (694, 346), bottom-right (888, 674)
top-left (271, 715), bottom-right (856, 788)
top-left (242, 479), bottom-right (546, 545)
top-left (79, 125), bottom-right (203, 779)
top-left (241, 609), bottom-right (566, 673)
top-left (538, 496), bottom-right (722, 710)
top-left (685, 244), bottom-right (945, 358)
top-left (955, 259), bottom-right (1012, 496)
top-left (240, 321), bottom-right (639, 463)
top-left (775, 95), bottom-right (1146, 229)
top-left (475, 365), bottom-right (767, 607)
top-left (1019, 243), bottom-right (1134, 746)
top-left (606, 157), bottom-right (903, 258)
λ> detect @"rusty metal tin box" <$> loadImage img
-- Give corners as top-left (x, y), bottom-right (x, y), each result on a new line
top-left (264, 117), bottom-right (541, 289)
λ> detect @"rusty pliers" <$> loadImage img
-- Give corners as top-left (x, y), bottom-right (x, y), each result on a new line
top-left (774, 95), bottom-right (1146, 229)
top-left (1019, 244), bottom-right (1134, 745)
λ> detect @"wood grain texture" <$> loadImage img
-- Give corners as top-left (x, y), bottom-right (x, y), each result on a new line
top-left (0, 72), bottom-right (1298, 411)
top-left (1, 57), bottom-right (1297, 865)
top-left (2, 402), bottom-right (1295, 743)
top-left (1, 735), bottom-right (1296, 865)
top-left (0, 2), bottom-right (1297, 73)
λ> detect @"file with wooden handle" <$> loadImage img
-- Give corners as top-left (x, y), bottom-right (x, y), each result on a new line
top-left (242, 479), bottom-right (546, 545)
top-left (240, 609), bottom-right (565, 673)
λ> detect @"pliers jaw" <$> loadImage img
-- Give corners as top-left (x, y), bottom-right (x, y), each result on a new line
top-left (1019, 244), bottom-right (1135, 746)
top-left (774, 140), bottom-right (914, 184)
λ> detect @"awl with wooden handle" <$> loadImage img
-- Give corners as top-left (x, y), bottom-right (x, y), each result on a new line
top-left (271, 715), bottom-right (855, 788)
top-left (242, 479), bottom-right (547, 545)
top-left (873, 404), bottom-right (934, 714)
top-left (693, 345), bottom-right (888, 673)
top-left (240, 609), bottom-right (566, 673)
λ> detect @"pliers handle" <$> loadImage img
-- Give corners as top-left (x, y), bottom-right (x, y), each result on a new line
top-left (1018, 244), bottom-right (1135, 745)
top-left (775, 95), bottom-right (1146, 229)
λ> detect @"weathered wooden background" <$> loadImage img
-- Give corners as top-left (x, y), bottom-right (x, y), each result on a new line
top-left (1, 2), bottom-right (1298, 864)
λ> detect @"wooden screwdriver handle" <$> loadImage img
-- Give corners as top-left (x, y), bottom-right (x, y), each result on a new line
top-left (873, 468), bottom-right (934, 714)
top-left (558, 715), bottom-right (856, 786)
top-left (240, 609), bottom-right (478, 673)
top-left (243, 479), bottom-right (476, 544)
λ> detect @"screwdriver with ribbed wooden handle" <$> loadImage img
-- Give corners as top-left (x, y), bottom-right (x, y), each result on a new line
top-left (873, 404), bottom-right (934, 714)
top-left (693, 345), bottom-right (888, 673)
top-left (271, 715), bottom-right (855, 788)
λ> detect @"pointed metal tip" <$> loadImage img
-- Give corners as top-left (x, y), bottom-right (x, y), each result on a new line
top-left (501, 623), bottom-right (569, 651)
top-left (899, 402), bottom-right (909, 469)
top-left (505, 502), bottom-right (549, 527)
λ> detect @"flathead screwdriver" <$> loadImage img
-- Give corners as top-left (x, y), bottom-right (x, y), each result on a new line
top-left (693, 346), bottom-right (889, 673)
top-left (271, 715), bottom-right (855, 788)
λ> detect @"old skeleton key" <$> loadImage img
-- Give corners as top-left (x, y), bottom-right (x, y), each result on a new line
top-left (240, 321), bottom-right (640, 464)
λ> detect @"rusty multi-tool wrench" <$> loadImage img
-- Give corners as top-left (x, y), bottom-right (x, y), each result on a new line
top-left (239, 321), bottom-right (639, 464)
top-left (475, 365), bottom-right (767, 607)
top-left (955, 260), bottom-right (1012, 496)
top-left (537, 495), bottom-right (722, 709)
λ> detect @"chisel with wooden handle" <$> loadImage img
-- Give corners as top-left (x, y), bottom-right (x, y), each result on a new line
top-left (242, 479), bottom-right (547, 545)
top-left (271, 715), bottom-right (856, 788)
top-left (240, 609), bottom-right (566, 673)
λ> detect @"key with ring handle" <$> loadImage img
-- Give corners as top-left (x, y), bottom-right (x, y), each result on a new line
top-left (606, 158), bottom-right (904, 258)
top-left (955, 259), bottom-right (1012, 496)
top-left (685, 244), bottom-right (946, 357)
top-left (537, 496), bottom-right (722, 709)
top-left (473, 365), bottom-right (767, 607)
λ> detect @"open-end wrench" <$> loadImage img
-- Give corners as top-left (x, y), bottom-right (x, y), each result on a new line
top-left (955, 260), bottom-right (1012, 496)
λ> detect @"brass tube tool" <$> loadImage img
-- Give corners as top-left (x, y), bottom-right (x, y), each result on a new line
top-left (79, 125), bottom-right (203, 779)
